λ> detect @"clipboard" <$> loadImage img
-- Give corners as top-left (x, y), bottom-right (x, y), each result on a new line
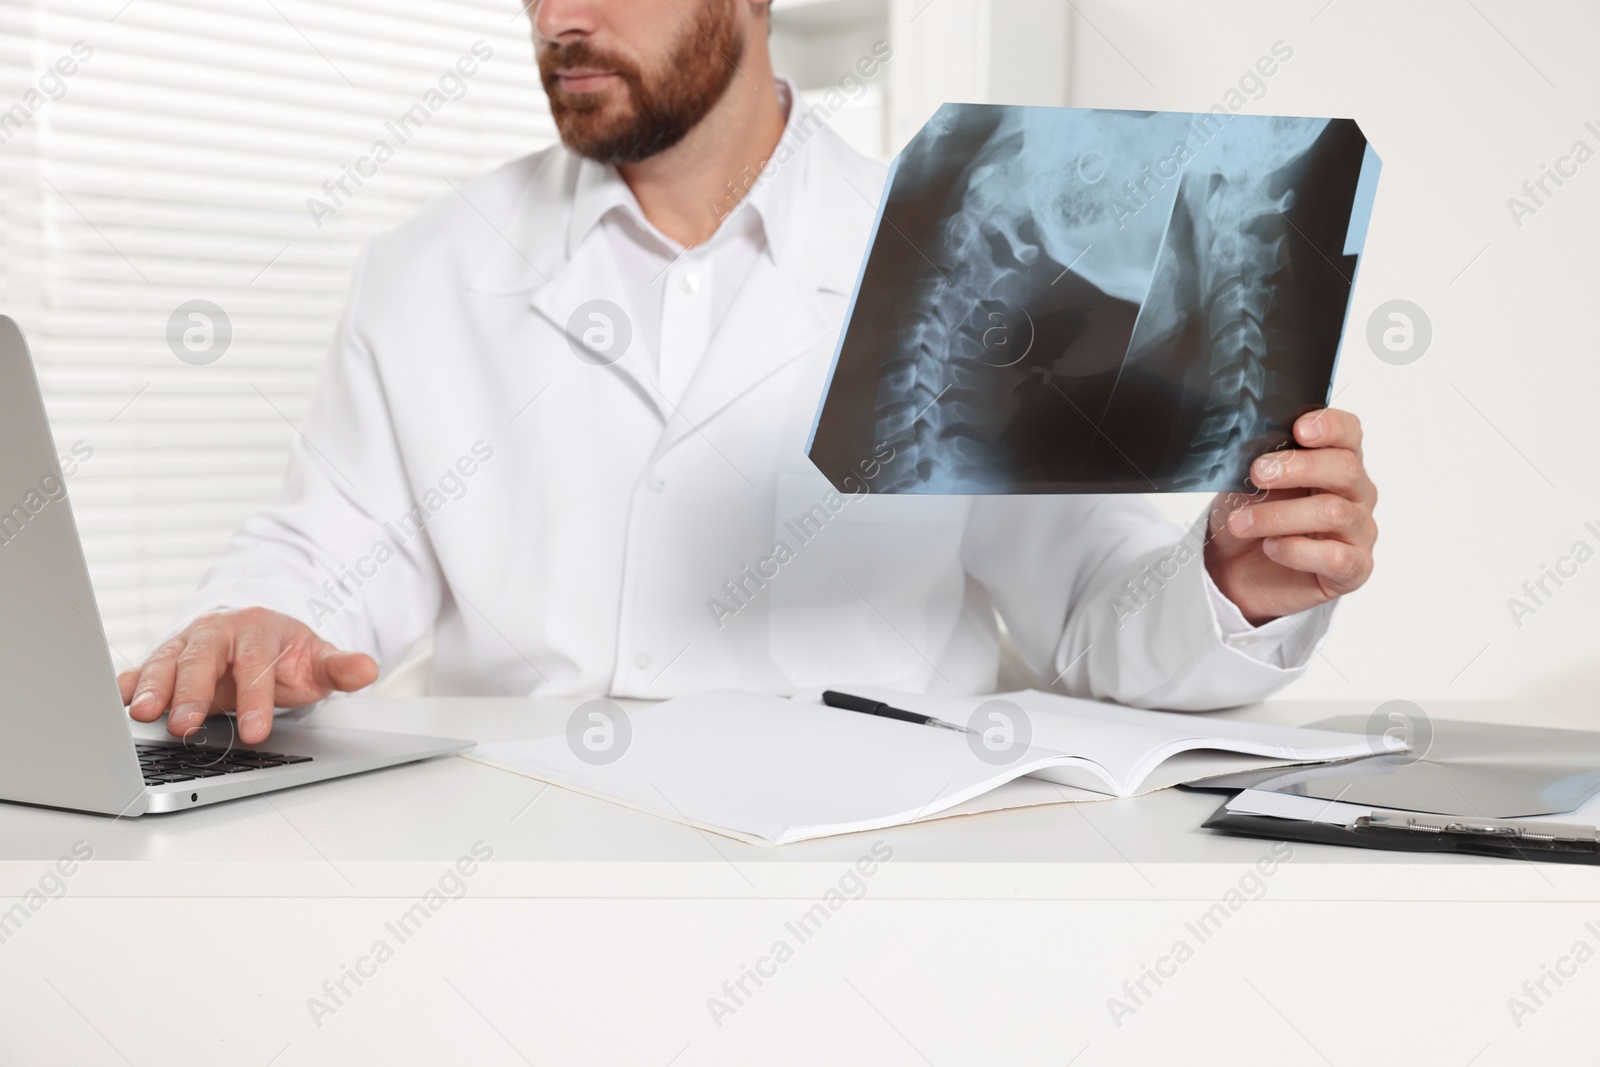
top-left (1192, 714), bottom-right (1600, 865)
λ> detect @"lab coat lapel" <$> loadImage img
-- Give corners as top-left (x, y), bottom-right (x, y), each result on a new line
top-left (528, 230), bottom-right (669, 422)
top-left (466, 151), bottom-right (669, 421)
top-left (651, 247), bottom-right (828, 461)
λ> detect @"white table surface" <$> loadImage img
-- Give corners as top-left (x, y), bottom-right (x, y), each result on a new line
top-left (2, 696), bottom-right (1595, 1066)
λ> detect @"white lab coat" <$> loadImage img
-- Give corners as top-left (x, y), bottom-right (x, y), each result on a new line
top-left (175, 123), bottom-right (1333, 710)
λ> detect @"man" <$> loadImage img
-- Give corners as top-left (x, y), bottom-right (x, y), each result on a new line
top-left (120, 0), bottom-right (1378, 745)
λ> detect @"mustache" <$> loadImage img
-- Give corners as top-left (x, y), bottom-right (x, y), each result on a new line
top-left (537, 40), bottom-right (642, 87)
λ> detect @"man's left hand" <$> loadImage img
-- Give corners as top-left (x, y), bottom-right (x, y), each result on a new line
top-left (1204, 408), bottom-right (1378, 625)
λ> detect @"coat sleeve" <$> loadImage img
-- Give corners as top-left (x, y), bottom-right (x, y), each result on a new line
top-left (162, 243), bottom-right (444, 669)
top-left (959, 494), bottom-right (1336, 710)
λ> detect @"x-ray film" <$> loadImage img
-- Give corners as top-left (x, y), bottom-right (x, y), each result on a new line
top-left (807, 104), bottom-right (1381, 494)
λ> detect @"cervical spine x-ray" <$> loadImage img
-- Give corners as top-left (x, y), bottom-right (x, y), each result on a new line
top-left (808, 104), bottom-right (1381, 494)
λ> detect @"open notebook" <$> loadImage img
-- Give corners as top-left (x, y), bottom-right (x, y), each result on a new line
top-left (467, 689), bottom-right (1378, 845)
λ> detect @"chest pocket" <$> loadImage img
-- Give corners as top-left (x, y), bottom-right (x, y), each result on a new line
top-left (765, 471), bottom-right (971, 690)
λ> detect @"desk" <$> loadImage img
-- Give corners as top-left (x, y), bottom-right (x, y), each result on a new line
top-left (1, 697), bottom-right (1595, 1066)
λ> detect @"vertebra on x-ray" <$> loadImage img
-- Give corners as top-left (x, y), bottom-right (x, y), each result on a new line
top-left (808, 104), bottom-right (1380, 495)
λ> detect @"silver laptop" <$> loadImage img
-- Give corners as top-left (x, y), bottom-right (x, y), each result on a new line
top-left (0, 315), bottom-right (472, 816)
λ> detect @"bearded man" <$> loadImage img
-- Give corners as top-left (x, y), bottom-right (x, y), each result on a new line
top-left (120, 0), bottom-right (1378, 743)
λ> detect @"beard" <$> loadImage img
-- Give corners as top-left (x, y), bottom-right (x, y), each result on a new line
top-left (538, 0), bottom-right (745, 165)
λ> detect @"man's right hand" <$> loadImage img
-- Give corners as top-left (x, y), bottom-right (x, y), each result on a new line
top-left (118, 608), bottom-right (379, 745)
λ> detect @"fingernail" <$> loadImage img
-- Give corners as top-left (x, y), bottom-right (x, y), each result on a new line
top-left (171, 702), bottom-right (204, 730)
top-left (240, 710), bottom-right (265, 736)
top-left (1252, 457), bottom-right (1276, 484)
top-left (132, 692), bottom-right (159, 712)
top-left (1263, 536), bottom-right (1281, 554)
top-left (1300, 419), bottom-right (1323, 442)
top-left (1231, 508), bottom-right (1253, 534)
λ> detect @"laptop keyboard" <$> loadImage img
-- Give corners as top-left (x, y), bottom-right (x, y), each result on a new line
top-left (136, 741), bottom-right (312, 786)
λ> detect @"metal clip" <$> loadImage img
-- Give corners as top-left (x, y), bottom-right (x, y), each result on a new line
top-left (1354, 812), bottom-right (1600, 851)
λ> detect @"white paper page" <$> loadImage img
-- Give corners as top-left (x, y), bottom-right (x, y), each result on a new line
top-left (910, 754), bottom-right (1317, 824)
top-left (1131, 751), bottom-right (1318, 794)
top-left (467, 690), bottom-right (1078, 845)
top-left (804, 688), bottom-right (1377, 794)
top-left (910, 776), bottom-right (1104, 823)
top-left (1226, 788), bottom-right (1375, 825)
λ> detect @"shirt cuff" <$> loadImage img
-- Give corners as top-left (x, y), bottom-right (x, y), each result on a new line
top-left (1200, 564), bottom-right (1336, 670)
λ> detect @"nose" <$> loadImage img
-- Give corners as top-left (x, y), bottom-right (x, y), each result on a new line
top-left (532, 0), bottom-right (599, 42)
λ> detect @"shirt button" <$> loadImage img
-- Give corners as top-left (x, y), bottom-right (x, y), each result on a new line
top-left (647, 475), bottom-right (665, 492)
top-left (681, 272), bottom-right (700, 294)
top-left (634, 653), bottom-right (651, 669)
top-left (1227, 635), bottom-right (1251, 649)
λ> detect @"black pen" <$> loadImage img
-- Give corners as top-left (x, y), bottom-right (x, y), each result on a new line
top-left (822, 691), bottom-right (976, 735)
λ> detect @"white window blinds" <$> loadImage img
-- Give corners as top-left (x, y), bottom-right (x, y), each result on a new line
top-left (0, 0), bottom-right (550, 664)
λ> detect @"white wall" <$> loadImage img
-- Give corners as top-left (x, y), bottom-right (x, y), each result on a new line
top-left (881, 0), bottom-right (1070, 151)
top-left (1057, 0), bottom-right (1600, 705)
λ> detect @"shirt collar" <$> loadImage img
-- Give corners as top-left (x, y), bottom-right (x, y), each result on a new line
top-left (565, 78), bottom-right (809, 266)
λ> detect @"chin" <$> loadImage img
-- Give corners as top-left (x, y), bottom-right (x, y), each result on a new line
top-left (553, 91), bottom-right (631, 128)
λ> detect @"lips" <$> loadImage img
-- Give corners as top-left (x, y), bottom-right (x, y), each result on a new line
top-left (554, 69), bottom-right (619, 93)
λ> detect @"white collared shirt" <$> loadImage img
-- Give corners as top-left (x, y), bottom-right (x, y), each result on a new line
top-left (569, 85), bottom-right (794, 408)
top-left (594, 193), bottom-right (764, 407)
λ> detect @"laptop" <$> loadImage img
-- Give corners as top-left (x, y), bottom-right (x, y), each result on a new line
top-left (0, 315), bottom-right (472, 816)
